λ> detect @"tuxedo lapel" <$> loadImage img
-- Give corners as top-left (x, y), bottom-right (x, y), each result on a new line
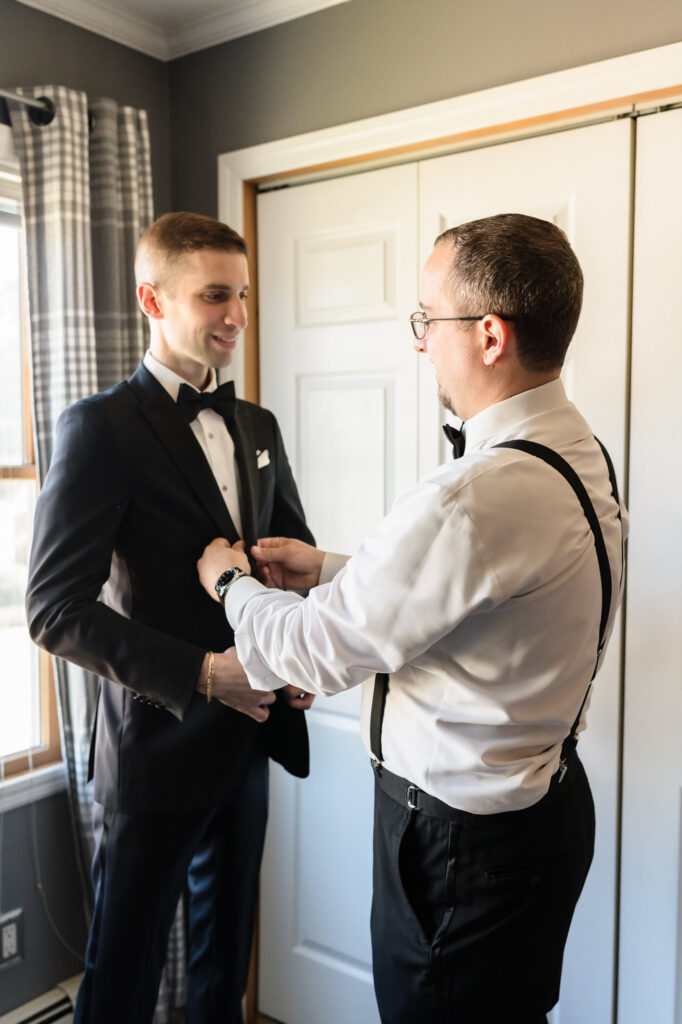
top-left (127, 363), bottom-right (239, 542)
top-left (230, 406), bottom-right (259, 551)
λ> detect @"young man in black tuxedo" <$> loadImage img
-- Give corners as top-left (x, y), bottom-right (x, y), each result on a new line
top-left (26, 212), bottom-right (314, 1024)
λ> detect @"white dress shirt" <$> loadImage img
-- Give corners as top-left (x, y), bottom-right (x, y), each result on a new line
top-left (143, 350), bottom-right (242, 536)
top-left (224, 380), bottom-right (627, 813)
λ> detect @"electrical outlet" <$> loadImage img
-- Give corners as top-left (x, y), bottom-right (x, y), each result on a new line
top-left (0, 908), bottom-right (23, 970)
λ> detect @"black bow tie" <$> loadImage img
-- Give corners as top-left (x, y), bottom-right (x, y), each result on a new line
top-left (177, 380), bottom-right (237, 425)
top-left (442, 423), bottom-right (466, 459)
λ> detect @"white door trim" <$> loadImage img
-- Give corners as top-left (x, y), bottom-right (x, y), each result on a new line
top-left (218, 39), bottom-right (682, 392)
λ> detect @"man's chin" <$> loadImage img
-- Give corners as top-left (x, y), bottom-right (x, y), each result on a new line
top-left (209, 346), bottom-right (235, 369)
top-left (438, 384), bottom-right (456, 418)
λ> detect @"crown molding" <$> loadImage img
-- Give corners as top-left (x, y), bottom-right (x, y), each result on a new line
top-left (14, 0), bottom-right (351, 61)
top-left (167, 0), bottom-right (351, 60)
top-left (15, 0), bottom-right (169, 59)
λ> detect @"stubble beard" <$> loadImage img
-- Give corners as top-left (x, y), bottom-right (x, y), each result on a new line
top-left (438, 382), bottom-right (458, 419)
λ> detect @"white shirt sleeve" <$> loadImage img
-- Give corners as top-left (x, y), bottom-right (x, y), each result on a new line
top-left (223, 476), bottom-right (503, 696)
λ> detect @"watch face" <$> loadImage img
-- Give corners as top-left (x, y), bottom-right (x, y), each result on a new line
top-left (215, 568), bottom-right (242, 603)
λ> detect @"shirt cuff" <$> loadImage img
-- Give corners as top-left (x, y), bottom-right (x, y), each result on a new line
top-left (319, 551), bottom-right (350, 585)
top-left (223, 574), bottom-right (267, 629)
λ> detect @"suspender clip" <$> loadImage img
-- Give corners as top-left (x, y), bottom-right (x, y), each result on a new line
top-left (558, 758), bottom-right (568, 784)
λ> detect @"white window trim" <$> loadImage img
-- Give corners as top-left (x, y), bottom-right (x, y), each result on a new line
top-left (0, 762), bottom-right (67, 812)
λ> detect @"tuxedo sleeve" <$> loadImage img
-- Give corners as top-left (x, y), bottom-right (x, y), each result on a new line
top-left (268, 413), bottom-right (316, 546)
top-left (26, 401), bottom-right (203, 719)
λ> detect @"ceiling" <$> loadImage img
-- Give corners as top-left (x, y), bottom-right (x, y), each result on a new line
top-left (15, 0), bottom-right (352, 61)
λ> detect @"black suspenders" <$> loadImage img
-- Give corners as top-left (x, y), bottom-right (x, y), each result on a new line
top-left (370, 438), bottom-right (623, 773)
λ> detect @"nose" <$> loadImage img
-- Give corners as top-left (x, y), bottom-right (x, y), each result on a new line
top-left (224, 297), bottom-right (247, 331)
top-left (412, 333), bottom-right (426, 354)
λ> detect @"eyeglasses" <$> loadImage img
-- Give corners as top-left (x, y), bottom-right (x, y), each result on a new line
top-left (409, 310), bottom-right (516, 341)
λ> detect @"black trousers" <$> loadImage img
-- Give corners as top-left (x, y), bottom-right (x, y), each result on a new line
top-left (74, 750), bottom-right (268, 1024)
top-left (370, 751), bottom-right (595, 1024)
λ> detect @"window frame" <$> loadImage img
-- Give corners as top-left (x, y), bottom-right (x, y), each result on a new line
top-left (0, 156), bottom-right (62, 780)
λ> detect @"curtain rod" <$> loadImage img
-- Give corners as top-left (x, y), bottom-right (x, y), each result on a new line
top-left (0, 90), bottom-right (55, 125)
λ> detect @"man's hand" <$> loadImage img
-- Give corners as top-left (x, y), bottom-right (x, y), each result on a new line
top-left (252, 537), bottom-right (325, 590)
top-left (281, 684), bottom-right (315, 710)
top-left (198, 539), bottom-right (250, 601)
top-left (197, 649), bottom-right (275, 722)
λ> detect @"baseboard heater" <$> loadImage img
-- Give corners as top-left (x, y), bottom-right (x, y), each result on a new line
top-left (0, 974), bottom-right (81, 1024)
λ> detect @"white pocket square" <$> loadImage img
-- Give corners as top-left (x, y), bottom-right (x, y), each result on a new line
top-left (257, 448), bottom-right (270, 468)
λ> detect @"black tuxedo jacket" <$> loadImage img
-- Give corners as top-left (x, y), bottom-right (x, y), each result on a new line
top-left (26, 363), bottom-right (315, 814)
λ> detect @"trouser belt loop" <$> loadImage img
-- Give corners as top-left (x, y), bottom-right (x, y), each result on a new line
top-left (373, 764), bottom-right (463, 821)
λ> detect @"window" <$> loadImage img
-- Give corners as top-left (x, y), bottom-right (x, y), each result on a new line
top-left (0, 147), bottom-right (61, 777)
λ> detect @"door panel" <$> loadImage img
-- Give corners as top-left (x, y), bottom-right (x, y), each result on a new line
top-left (418, 120), bottom-right (632, 1023)
top-left (619, 107), bottom-right (682, 1024)
top-left (257, 162), bottom-right (418, 1024)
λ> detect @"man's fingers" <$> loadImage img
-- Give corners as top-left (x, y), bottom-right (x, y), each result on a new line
top-left (282, 684), bottom-right (314, 709)
top-left (218, 690), bottom-right (275, 722)
top-left (255, 537), bottom-right (287, 550)
top-left (233, 539), bottom-right (246, 552)
top-left (221, 700), bottom-right (271, 722)
top-left (254, 563), bottom-right (283, 589)
top-left (246, 702), bottom-right (272, 723)
top-left (252, 540), bottom-right (289, 563)
top-left (240, 689), bottom-right (276, 707)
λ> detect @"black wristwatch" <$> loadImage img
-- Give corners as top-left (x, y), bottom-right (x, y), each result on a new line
top-left (214, 567), bottom-right (248, 605)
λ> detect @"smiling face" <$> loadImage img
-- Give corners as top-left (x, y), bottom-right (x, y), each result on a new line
top-left (139, 247), bottom-right (249, 388)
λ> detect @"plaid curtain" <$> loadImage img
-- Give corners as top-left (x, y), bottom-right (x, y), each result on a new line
top-left (9, 85), bottom-right (187, 1022)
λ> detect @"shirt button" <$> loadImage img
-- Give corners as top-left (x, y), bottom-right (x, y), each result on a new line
top-left (208, 433), bottom-right (214, 439)
top-left (222, 485), bottom-right (228, 492)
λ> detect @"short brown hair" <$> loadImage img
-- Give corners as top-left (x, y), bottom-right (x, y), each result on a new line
top-left (435, 213), bottom-right (583, 371)
top-left (135, 212), bottom-right (247, 290)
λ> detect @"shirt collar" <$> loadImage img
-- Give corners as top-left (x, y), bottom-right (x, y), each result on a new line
top-left (143, 349), bottom-right (217, 402)
top-left (463, 378), bottom-right (572, 451)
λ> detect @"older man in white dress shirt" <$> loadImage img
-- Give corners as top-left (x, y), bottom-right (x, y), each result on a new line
top-left (197, 213), bottom-right (627, 1024)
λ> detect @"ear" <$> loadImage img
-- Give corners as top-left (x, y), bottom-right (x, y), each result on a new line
top-left (137, 281), bottom-right (163, 320)
top-left (479, 314), bottom-right (511, 367)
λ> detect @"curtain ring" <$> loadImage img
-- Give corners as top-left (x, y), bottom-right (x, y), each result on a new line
top-left (29, 96), bottom-right (56, 127)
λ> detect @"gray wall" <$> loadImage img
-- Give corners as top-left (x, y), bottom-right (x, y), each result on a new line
top-left (169, 0), bottom-right (682, 216)
top-left (0, 792), bottom-right (88, 1015)
top-left (0, 0), bottom-right (172, 212)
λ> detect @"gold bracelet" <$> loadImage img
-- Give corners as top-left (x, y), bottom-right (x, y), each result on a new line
top-left (206, 651), bottom-right (214, 704)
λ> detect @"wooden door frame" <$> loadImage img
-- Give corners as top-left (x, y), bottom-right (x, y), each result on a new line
top-left (223, 41), bottom-right (682, 1022)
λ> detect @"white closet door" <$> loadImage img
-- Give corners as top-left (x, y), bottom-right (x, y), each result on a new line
top-left (418, 119), bottom-right (633, 1024)
top-left (619, 107), bottom-right (682, 1024)
top-left (257, 163), bottom-right (418, 1024)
